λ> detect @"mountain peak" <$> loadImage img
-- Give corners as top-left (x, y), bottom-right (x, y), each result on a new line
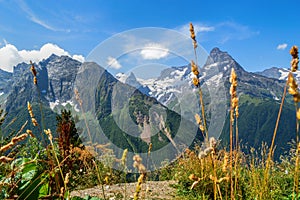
top-left (209, 47), bottom-right (233, 63)
top-left (210, 47), bottom-right (222, 53)
top-left (48, 53), bottom-right (59, 60)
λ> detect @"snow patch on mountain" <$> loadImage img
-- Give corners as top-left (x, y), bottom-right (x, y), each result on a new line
top-left (205, 73), bottom-right (223, 86)
top-left (50, 100), bottom-right (80, 112)
top-left (278, 69), bottom-right (290, 80)
top-left (170, 67), bottom-right (188, 80)
top-left (115, 73), bottom-right (128, 83)
top-left (50, 100), bottom-right (60, 110)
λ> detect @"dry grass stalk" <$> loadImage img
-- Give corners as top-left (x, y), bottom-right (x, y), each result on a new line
top-left (288, 73), bottom-right (300, 105)
top-left (0, 133), bottom-right (29, 152)
top-left (26, 129), bottom-right (35, 138)
top-left (294, 142), bottom-right (300, 200)
top-left (0, 156), bottom-right (14, 163)
top-left (121, 148), bottom-right (128, 166)
top-left (195, 113), bottom-right (205, 133)
top-left (287, 46), bottom-right (300, 199)
top-left (134, 173), bottom-right (145, 200)
top-left (189, 174), bottom-right (202, 189)
top-left (133, 155), bottom-right (146, 200)
top-left (264, 45), bottom-right (298, 198)
top-left (27, 102), bottom-right (39, 127)
top-left (223, 152), bottom-right (229, 173)
top-left (30, 61), bottom-right (37, 85)
top-left (189, 23), bottom-right (197, 49)
top-left (190, 23), bottom-right (208, 142)
top-left (74, 88), bottom-right (92, 142)
top-left (147, 143), bottom-right (152, 156)
top-left (229, 68), bottom-right (239, 199)
top-left (290, 46), bottom-right (299, 72)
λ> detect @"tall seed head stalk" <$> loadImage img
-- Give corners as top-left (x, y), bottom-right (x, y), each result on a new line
top-left (30, 61), bottom-right (37, 85)
top-left (290, 46), bottom-right (299, 72)
top-left (195, 114), bottom-right (205, 132)
top-left (230, 68), bottom-right (239, 121)
top-left (133, 155), bottom-right (146, 200)
top-left (0, 133), bottom-right (29, 152)
top-left (229, 67), bottom-right (239, 200)
top-left (27, 102), bottom-right (39, 127)
top-left (189, 23), bottom-right (208, 140)
top-left (288, 73), bottom-right (300, 120)
top-left (121, 148), bottom-right (128, 166)
top-left (189, 23), bottom-right (197, 49)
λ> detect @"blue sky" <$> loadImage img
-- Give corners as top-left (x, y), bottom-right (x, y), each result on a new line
top-left (0, 0), bottom-right (299, 73)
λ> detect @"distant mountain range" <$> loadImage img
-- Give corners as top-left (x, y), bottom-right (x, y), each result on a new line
top-left (256, 66), bottom-right (300, 81)
top-left (117, 48), bottom-right (285, 106)
top-left (0, 47), bottom-right (297, 160)
top-left (116, 47), bottom-right (297, 159)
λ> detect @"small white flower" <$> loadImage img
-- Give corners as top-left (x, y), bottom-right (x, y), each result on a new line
top-left (204, 147), bottom-right (213, 155)
top-left (209, 137), bottom-right (217, 147)
top-left (198, 151), bottom-right (206, 159)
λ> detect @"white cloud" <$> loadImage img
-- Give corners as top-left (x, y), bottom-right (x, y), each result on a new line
top-left (177, 23), bottom-right (215, 36)
top-left (140, 43), bottom-right (169, 60)
top-left (277, 43), bottom-right (288, 50)
top-left (216, 21), bottom-right (260, 44)
top-left (72, 54), bottom-right (85, 63)
top-left (177, 21), bottom-right (259, 44)
top-left (0, 43), bottom-right (84, 72)
top-left (107, 56), bottom-right (122, 69)
top-left (29, 15), bottom-right (57, 31)
top-left (18, 0), bottom-right (68, 32)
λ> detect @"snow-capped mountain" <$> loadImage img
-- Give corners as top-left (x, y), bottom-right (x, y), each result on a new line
top-left (256, 66), bottom-right (300, 82)
top-left (117, 48), bottom-right (285, 110)
top-left (115, 47), bottom-right (286, 139)
top-left (1, 54), bottom-right (82, 113)
top-left (0, 49), bottom-right (296, 160)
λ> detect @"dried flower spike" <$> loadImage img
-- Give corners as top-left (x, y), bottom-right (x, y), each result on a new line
top-left (288, 73), bottom-right (300, 103)
top-left (33, 77), bottom-right (37, 85)
top-left (133, 173), bottom-right (145, 200)
top-left (148, 143), bottom-right (152, 155)
top-left (290, 46), bottom-right (299, 72)
top-left (297, 108), bottom-right (300, 120)
top-left (44, 129), bottom-right (53, 141)
top-left (223, 153), bottom-right (229, 172)
top-left (189, 23), bottom-right (197, 49)
top-left (0, 156), bottom-right (14, 163)
top-left (194, 114), bottom-right (205, 132)
top-left (27, 102), bottom-right (34, 118)
top-left (290, 46), bottom-right (299, 59)
top-left (121, 148), bottom-right (128, 166)
top-left (133, 154), bottom-right (146, 173)
top-left (74, 88), bottom-right (83, 105)
top-left (0, 133), bottom-right (28, 152)
top-left (191, 60), bottom-right (199, 76)
top-left (26, 129), bottom-right (35, 137)
top-left (30, 61), bottom-right (37, 77)
top-left (192, 77), bottom-right (199, 87)
top-left (230, 68), bottom-right (239, 119)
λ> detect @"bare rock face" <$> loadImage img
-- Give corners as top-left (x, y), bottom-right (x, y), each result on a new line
top-left (0, 68), bottom-right (12, 94)
top-left (5, 62), bottom-right (48, 112)
top-left (42, 54), bottom-right (81, 102)
top-left (3, 54), bottom-right (81, 113)
top-left (0, 68), bottom-right (13, 107)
